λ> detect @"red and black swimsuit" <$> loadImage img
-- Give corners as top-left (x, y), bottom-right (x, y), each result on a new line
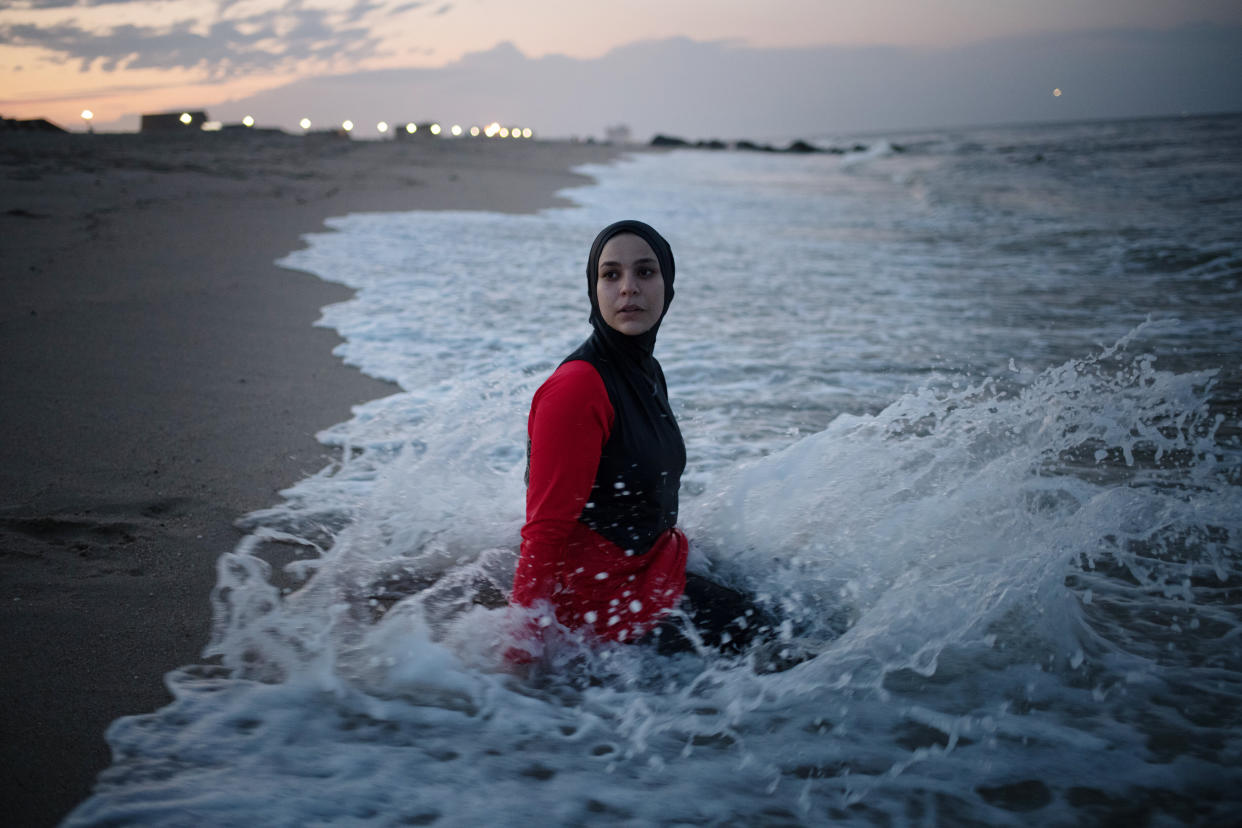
top-left (511, 220), bottom-right (785, 661)
top-left (511, 331), bottom-right (688, 642)
top-left (511, 219), bottom-right (688, 645)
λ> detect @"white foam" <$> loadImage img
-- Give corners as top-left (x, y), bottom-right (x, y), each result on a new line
top-left (69, 119), bottom-right (1242, 825)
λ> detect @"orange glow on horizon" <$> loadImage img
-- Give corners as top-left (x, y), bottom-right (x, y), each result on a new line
top-left (0, 2), bottom-right (1053, 130)
top-left (0, 64), bottom-right (306, 131)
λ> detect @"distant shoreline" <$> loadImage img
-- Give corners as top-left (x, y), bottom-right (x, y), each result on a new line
top-left (0, 132), bottom-right (625, 826)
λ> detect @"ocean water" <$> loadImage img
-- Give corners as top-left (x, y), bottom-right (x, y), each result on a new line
top-left (69, 115), bottom-right (1242, 825)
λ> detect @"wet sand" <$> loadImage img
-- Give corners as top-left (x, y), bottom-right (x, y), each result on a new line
top-left (0, 130), bottom-right (624, 825)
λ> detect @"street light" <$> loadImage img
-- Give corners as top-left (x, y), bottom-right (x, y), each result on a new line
top-left (242, 115), bottom-right (255, 127)
top-left (80, 109), bottom-right (94, 133)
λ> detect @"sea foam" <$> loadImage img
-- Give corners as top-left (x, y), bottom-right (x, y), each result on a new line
top-left (69, 116), bottom-right (1242, 825)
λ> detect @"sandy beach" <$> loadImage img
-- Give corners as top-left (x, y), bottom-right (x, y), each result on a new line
top-left (0, 130), bottom-right (623, 826)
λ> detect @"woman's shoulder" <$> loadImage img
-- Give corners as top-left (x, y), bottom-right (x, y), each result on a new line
top-left (538, 359), bottom-right (606, 401)
top-left (532, 360), bottom-right (614, 428)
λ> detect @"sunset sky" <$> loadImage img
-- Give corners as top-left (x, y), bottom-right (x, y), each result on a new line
top-left (2, 0), bottom-right (1241, 136)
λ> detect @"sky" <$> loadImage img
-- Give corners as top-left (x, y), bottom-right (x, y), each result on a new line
top-left (2, 0), bottom-right (1241, 137)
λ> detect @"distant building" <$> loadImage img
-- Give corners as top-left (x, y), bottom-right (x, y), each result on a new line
top-left (220, 123), bottom-right (284, 135)
top-left (303, 128), bottom-right (352, 140)
top-left (0, 116), bottom-right (66, 133)
top-left (604, 124), bottom-right (632, 144)
top-left (140, 111), bottom-right (208, 132)
top-left (394, 122), bottom-right (441, 139)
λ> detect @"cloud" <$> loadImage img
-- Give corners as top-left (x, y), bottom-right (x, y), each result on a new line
top-left (344, 0), bottom-right (384, 23)
top-left (210, 25), bottom-right (1242, 138)
top-left (0, 4), bottom-right (381, 76)
top-left (3, 0), bottom-right (140, 8)
top-left (0, 74), bottom-right (234, 105)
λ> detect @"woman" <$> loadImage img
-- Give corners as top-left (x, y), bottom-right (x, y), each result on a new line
top-left (510, 220), bottom-right (770, 656)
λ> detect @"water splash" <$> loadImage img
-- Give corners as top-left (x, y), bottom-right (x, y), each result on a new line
top-left (69, 323), bottom-right (1241, 826)
top-left (70, 117), bottom-right (1242, 823)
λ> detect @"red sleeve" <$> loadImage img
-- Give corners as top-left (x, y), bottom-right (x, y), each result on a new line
top-left (511, 360), bottom-right (613, 607)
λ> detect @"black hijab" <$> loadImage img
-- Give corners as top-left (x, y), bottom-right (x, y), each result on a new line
top-left (584, 219), bottom-right (676, 358)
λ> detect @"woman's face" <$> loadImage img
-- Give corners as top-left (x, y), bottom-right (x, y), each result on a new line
top-left (595, 233), bottom-right (665, 336)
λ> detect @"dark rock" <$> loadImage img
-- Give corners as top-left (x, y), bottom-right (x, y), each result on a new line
top-left (785, 139), bottom-right (820, 153)
top-left (735, 140), bottom-right (776, 152)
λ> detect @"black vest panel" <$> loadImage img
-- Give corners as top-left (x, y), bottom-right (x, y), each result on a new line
top-left (563, 335), bottom-right (685, 555)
